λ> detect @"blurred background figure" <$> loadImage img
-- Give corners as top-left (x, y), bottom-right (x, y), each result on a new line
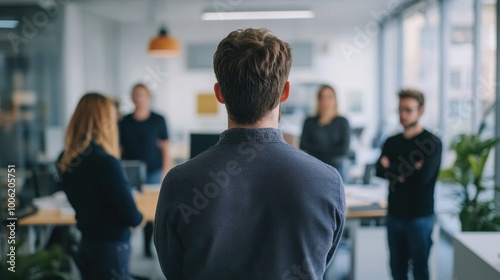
top-left (300, 85), bottom-right (350, 181)
top-left (376, 89), bottom-right (442, 280)
top-left (119, 83), bottom-right (170, 257)
top-left (57, 93), bottom-right (144, 280)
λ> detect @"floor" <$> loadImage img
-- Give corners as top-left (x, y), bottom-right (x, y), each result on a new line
top-left (128, 226), bottom-right (455, 280)
top-left (63, 182), bottom-right (459, 280)
top-left (126, 184), bottom-right (459, 280)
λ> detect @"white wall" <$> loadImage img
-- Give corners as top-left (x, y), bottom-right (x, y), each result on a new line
top-left (62, 3), bottom-right (85, 123)
top-left (83, 12), bottom-right (120, 95)
top-left (63, 3), bottom-right (121, 123)
top-left (63, 3), bottom-right (380, 160)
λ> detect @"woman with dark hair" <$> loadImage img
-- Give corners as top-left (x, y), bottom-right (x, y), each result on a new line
top-left (300, 85), bottom-right (350, 180)
top-left (58, 93), bottom-right (144, 279)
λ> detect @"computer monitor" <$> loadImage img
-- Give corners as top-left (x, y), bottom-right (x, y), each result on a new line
top-left (120, 160), bottom-right (146, 191)
top-left (190, 133), bottom-right (220, 159)
top-left (0, 121), bottom-right (25, 167)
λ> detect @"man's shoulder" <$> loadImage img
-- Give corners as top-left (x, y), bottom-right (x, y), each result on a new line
top-left (385, 133), bottom-right (402, 143)
top-left (120, 114), bottom-right (134, 124)
top-left (150, 112), bottom-right (166, 121)
top-left (169, 142), bottom-right (337, 179)
top-left (422, 129), bottom-right (442, 144)
top-left (271, 143), bottom-right (342, 182)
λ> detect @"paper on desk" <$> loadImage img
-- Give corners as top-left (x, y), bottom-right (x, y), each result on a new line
top-left (33, 191), bottom-right (75, 215)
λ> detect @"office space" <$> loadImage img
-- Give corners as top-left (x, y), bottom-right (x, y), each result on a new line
top-left (0, 0), bottom-right (499, 279)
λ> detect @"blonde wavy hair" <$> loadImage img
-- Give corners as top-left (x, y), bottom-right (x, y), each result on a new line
top-left (59, 93), bottom-right (120, 172)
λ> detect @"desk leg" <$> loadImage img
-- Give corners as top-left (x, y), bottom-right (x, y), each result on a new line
top-left (38, 225), bottom-right (54, 251)
top-left (27, 225), bottom-right (55, 254)
top-left (346, 219), bottom-right (361, 280)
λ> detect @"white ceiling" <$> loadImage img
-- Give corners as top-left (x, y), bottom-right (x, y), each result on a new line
top-left (67, 0), bottom-right (410, 36)
top-left (76, 0), bottom-right (407, 30)
top-left (0, 0), bottom-right (413, 40)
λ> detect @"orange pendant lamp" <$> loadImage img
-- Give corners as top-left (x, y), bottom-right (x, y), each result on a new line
top-left (148, 27), bottom-right (181, 57)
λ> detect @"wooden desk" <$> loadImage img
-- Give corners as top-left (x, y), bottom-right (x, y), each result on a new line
top-left (18, 188), bottom-right (160, 254)
top-left (346, 207), bottom-right (386, 219)
top-left (345, 184), bottom-right (387, 219)
top-left (20, 185), bottom-right (386, 225)
top-left (19, 183), bottom-right (387, 267)
top-left (19, 188), bottom-right (160, 226)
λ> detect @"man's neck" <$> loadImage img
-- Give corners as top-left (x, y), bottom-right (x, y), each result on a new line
top-left (227, 110), bottom-right (279, 129)
top-left (403, 123), bottom-right (424, 139)
top-left (133, 108), bottom-right (151, 121)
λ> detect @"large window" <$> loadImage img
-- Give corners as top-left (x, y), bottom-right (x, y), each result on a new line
top-left (402, 0), bottom-right (440, 132)
top-left (480, 0), bottom-right (497, 177)
top-left (382, 20), bottom-right (399, 134)
top-left (445, 0), bottom-right (475, 139)
top-left (380, 0), bottom-right (497, 176)
top-left (481, 0), bottom-right (497, 131)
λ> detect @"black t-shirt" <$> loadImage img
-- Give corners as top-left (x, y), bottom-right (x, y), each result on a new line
top-left (375, 129), bottom-right (442, 218)
top-left (119, 112), bottom-right (169, 173)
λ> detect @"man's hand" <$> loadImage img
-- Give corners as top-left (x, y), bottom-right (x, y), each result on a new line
top-left (130, 216), bottom-right (148, 232)
top-left (380, 156), bottom-right (390, 169)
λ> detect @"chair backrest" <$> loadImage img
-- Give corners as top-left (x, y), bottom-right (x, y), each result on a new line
top-left (363, 163), bottom-right (377, 185)
top-left (120, 160), bottom-right (146, 192)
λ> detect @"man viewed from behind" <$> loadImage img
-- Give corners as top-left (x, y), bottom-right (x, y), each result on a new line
top-left (376, 89), bottom-right (442, 280)
top-left (154, 28), bottom-right (346, 280)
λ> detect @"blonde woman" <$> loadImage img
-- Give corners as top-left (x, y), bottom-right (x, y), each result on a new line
top-left (58, 93), bottom-right (144, 280)
top-left (300, 85), bottom-right (350, 180)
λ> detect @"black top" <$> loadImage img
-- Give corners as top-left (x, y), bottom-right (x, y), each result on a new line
top-left (300, 116), bottom-right (350, 166)
top-left (154, 128), bottom-right (346, 280)
top-left (375, 129), bottom-right (442, 218)
top-left (119, 112), bottom-right (169, 173)
top-left (58, 142), bottom-right (143, 242)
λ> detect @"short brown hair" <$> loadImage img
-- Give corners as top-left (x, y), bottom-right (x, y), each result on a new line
top-left (213, 28), bottom-right (292, 124)
top-left (131, 83), bottom-right (151, 98)
top-left (398, 89), bottom-right (425, 107)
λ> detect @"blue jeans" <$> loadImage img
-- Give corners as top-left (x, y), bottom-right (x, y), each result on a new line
top-left (144, 169), bottom-right (162, 256)
top-left (78, 239), bottom-right (131, 280)
top-left (331, 162), bottom-right (345, 182)
top-left (386, 214), bottom-right (434, 280)
top-left (146, 169), bottom-right (162, 184)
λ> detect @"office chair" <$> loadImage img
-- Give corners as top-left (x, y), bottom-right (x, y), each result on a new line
top-left (362, 163), bottom-right (377, 185)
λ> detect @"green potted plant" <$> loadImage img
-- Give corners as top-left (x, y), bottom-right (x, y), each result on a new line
top-left (0, 243), bottom-right (70, 280)
top-left (439, 104), bottom-right (500, 231)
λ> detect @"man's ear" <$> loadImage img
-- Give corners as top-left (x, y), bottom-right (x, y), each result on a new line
top-left (419, 105), bottom-right (425, 117)
top-left (280, 81), bottom-right (290, 102)
top-left (214, 83), bottom-right (225, 104)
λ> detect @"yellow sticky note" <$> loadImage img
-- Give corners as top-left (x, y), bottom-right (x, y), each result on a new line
top-left (197, 94), bottom-right (218, 114)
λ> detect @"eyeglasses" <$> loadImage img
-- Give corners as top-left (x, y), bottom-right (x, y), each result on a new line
top-left (398, 107), bottom-right (419, 114)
